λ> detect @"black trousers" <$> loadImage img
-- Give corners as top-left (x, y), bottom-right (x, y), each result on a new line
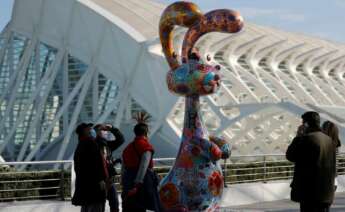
top-left (300, 202), bottom-right (330, 212)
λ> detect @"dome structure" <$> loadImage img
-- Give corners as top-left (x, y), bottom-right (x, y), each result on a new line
top-left (0, 0), bottom-right (344, 162)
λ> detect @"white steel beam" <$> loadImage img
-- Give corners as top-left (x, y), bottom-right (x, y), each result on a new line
top-left (23, 65), bottom-right (93, 162)
top-left (92, 71), bottom-right (99, 121)
top-left (0, 49), bottom-right (64, 154)
top-left (0, 38), bottom-right (29, 103)
top-left (55, 66), bottom-right (96, 163)
top-left (0, 39), bottom-right (37, 142)
top-left (0, 31), bottom-right (12, 67)
top-left (16, 50), bottom-right (65, 161)
top-left (112, 47), bottom-right (146, 127)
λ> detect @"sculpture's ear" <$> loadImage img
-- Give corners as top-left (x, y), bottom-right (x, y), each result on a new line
top-left (159, 1), bottom-right (203, 70)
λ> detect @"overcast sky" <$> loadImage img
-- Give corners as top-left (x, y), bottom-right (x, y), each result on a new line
top-left (0, 0), bottom-right (344, 43)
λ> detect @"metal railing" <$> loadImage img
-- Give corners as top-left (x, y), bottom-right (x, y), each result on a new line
top-left (0, 160), bottom-right (73, 202)
top-left (152, 154), bottom-right (295, 185)
top-left (1, 153), bottom-right (344, 201)
top-left (152, 153), bottom-right (345, 185)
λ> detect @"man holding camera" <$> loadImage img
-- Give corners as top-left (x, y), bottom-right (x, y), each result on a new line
top-left (286, 111), bottom-right (336, 212)
top-left (94, 124), bottom-right (124, 212)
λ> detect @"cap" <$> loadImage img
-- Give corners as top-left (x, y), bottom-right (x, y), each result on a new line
top-left (75, 122), bottom-right (93, 136)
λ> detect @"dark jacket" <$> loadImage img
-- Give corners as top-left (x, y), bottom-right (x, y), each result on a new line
top-left (286, 130), bottom-right (336, 204)
top-left (97, 127), bottom-right (124, 154)
top-left (97, 127), bottom-right (124, 177)
top-left (72, 138), bottom-right (107, 205)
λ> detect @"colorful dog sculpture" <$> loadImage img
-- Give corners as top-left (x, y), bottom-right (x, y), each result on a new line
top-left (158, 2), bottom-right (243, 211)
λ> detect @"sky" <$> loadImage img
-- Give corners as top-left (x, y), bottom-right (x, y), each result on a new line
top-left (157, 0), bottom-right (345, 44)
top-left (0, 0), bottom-right (13, 32)
top-left (0, 0), bottom-right (344, 43)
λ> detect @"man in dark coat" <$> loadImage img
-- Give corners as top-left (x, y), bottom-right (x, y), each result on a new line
top-left (72, 123), bottom-right (107, 212)
top-left (286, 111), bottom-right (336, 212)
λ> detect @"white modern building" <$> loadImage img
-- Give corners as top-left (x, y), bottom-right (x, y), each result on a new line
top-left (0, 0), bottom-right (344, 162)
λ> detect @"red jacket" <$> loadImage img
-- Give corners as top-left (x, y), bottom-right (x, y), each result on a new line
top-left (122, 136), bottom-right (154, 170)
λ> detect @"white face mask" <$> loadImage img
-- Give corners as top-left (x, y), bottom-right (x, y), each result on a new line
top-left (100, 130), bottom-right (107, 138)
top-left (89, 128), bottom-right (97, 139)
top-left (100, 130), bottom-right (115, 141)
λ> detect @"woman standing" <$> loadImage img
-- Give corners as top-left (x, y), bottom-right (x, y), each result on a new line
top-left (322, 121), bottom-right (341, 152)
top-left (121, 113), bottom-right (162, 212)
top-left (322, 120), bottom-right (342, 189)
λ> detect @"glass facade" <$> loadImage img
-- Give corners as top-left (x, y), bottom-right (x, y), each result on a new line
top-left (0, 32), bottom-right (149, 161)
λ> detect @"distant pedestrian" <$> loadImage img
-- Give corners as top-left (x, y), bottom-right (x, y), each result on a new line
top-left (72, 123), bottom-right (107, 212)
top-left (322, 121), bottom-right (341, 150)
top-left (286, 111), bottom-right (336, 212)
top-left (121, 112), bottom-right (162, 212)
top-left (322, 121), bottom-right (341, 189)
top-left (94, 124), bottom-right (124, 212)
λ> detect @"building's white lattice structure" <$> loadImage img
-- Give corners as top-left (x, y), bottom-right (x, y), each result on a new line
top-left (0, 0), bottom-right (344, 162)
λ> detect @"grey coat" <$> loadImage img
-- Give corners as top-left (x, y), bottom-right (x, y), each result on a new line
top-left (286, 130), bottom-right (336, 204)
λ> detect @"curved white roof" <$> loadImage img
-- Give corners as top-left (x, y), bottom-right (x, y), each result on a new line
top-left (0, 0), bottom-right (344, 162)
top-left (86, 0), bottom-right (164, 39)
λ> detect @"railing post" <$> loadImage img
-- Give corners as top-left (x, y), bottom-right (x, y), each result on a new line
top-left (71, 161), bottom-right (75, 198)
top-left (263, 155), bottom-right (267, 183)
top-left (60, 163), bottom-right (65, 200)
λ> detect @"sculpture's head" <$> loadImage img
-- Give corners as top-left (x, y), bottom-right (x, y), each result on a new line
top-left (159, 2), bottom-right (243, 97)
top-left (167, 50), bottom-right (221, 96)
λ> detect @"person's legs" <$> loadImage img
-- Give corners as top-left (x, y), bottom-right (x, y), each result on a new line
top-left (316, 203), bottom-right (330, 212)
top-left (152, 187), bottom-right (163, 212)
top-left (300, 202), bottom-right (330, 212)
top-left (80, 205), bottom-right (87, 212)
top-left (107, 183), bottom-right (119, 212)
top-left (141, 170), bottom-right (160, 212)
top-left (80, 202), bottom-right (105, 212)
top-left (300, 202), bottom-right (316, 212)
top-left (122, 200), bottom-right (146, 212)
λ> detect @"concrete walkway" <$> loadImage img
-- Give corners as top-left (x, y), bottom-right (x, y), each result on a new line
top-left (1, 194), bottom-right (345, 212)
top-left (223, 193), bottom-right (345, 212)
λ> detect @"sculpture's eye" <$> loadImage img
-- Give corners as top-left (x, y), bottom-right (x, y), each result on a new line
top-left (206, 55), bottom-right (211, 62)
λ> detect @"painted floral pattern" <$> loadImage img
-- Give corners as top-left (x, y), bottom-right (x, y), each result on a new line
top-left (158, 1), bottom-right (243, 211)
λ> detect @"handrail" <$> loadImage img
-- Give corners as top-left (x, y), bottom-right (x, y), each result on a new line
top-left (1, 154), bottom-right (344, 202)
top-left (0, 160), bottom-right (73, 166)
top-left (0, 160), bottom-right (73, 202)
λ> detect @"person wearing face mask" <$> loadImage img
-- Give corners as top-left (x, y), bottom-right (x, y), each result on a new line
top-left (286, 111), bottom-right (336, 212)
top-left (72, 123), bottom-right (108, 212)
top-left (94, 124), bottom-right (124, 212)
